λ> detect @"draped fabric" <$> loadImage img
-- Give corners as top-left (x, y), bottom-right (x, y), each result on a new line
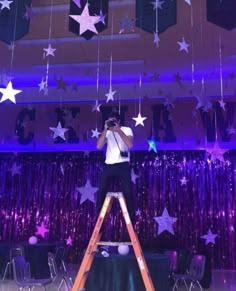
top-left (0, 151), bottom-right (235, 269)
top-left (207, 0), bottom-right (236, 30)
top-left (0, 0), bottom-right (32, 45)
top-left (69, 0), bottom-right (109, 40)
top-left (135, 0), bottom-right (177, 34)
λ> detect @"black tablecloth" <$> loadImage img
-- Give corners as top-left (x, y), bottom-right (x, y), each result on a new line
top-left (85, 252), bottom-right (171, 291)
top-left (0, 242), bottom-right (56, 279)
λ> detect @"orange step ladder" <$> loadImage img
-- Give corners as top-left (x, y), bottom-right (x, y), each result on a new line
top-left (72, 192), bottom-right (155, 291)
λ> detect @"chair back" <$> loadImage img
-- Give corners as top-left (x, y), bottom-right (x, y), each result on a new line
top-left (10, 247), bottom-right (23, 260)
top-left (48, 252), bottom-right (59, 280)
top-left (164, 250), bottom-right (178, 272)
top-left (12, 256), bottom-right (30, 284)
top-left (189, 254), bottom-right (205, 280)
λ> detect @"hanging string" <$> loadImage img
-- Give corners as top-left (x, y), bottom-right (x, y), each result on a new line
top-left (139, 73), bottom-right (142, 113)
top-left (9, 0), bottom-right (19, 78)
top-left (219, 36), bottom-right (224, 101)
top-left (109, 14), bottom-right (114, 90)
top-left (155, 0), bottom-right (158, 34)
top-left (190, 4), bottom-right (195, 93)
top-left (45, 0), bottom-right (54, 88)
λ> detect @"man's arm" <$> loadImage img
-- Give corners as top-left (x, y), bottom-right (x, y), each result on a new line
top-left (97, 128), bottom-right (108, 149)
top-left (114, 127), bottom-right (133, 149)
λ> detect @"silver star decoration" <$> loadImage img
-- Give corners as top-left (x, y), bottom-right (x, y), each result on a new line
top-left (177, 37), bottom-right (190, 53)
top-left (78, 179), bottom-right (98, 204)
top-left (10, 163), bottom-right (21, 176)
top-left (118, 14), bottom-right (134, 34)
top-left (0, 81), bottom-right (22, 104)
top-left (219, 98), bottom-right (226, 110)
top-left (24, 4), bottom-right (34, 20)
top-left (201, 229), bottom-right (217, 245)
top-left (196, 94), bottom-right (212, 111)
top-left (105, 88), bottom-right (116, 103)
top-left (91, 128), bottom-right (101, 139)
top-left (132, 112), bottom-right (147, 127)
top-left (184, 0), bottom-right (191, 5)
top-left (151, 0), bottom-right (165, 10)
top-left (96, 9), bottom-right (106, 25)
top-left (180, 176), bottom-right (188, 186)
top-left (0, 0), bottom-right (13, 10)
top-left (227, 127), bottom-right (236, 135)
top-left (43, 44), bottom-right (56, 57)
top-left (147, 138), bottom-right (158, 153)
top-left (70, 3), bottom-right (100, 35)
top-left (49, 122), bottom-right (69, 140)
top-left (73, 0), bottom-right (81, 8)
top-left (136, 209), bottom-right (141, 216)
top-left (154, 207), bottom-right (177, 235)
top-left (153, 32), bottom-right (160, 47)
top-left (131, 168), bottom-right (140, 184)
top-left (205, 143), bottom-right (228, 163)
top-left (38, 78), bottom-right (46, 92)
top-left (92, 101), bottom-right (102, 112)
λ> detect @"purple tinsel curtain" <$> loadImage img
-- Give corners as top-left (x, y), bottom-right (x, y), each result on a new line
top-left (0, 151), bottom-right (235, 268)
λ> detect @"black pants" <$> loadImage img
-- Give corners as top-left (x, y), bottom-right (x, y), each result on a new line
top-left (97, 162), bottom-right (135, 225)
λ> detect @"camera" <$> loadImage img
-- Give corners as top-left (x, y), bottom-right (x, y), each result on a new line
top-left (106, 120), bottom-right (116, 128)
top-left (120, 151), bottom-right (128, 158)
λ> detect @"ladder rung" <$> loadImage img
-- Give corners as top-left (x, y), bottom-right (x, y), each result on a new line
top-left (97, 241), bottom-right (132, 246)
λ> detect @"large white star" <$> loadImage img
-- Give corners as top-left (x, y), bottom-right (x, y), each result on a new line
top-left (43, 44), bottom-right (56, 57)
top-left (49, 122), bottom-right (69, 140)
top-left (0, 0), bottom-right (13, 10)
top-left (132, 112), bottom-right (147, 127)
top-left (201, 229), bottom-right (217, 245)
top-left (105, 88), bottom-right (116, 103)
top-left (70, 3), bottom-right (100, 35)
top-left (78, 179), bottom-right (98, 204)
top-left (91, 128), bottom-right (101, 139)
top-left (154, 208), bottom-right (177, 235)
top-left (177, 37), bottom-right (190, 53)
top-left (0, 81), bottom-right (22, 104)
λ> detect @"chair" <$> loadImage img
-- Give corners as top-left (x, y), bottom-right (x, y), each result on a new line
top-left (12, 255), bottom-right (52, 291)
top-left (48, 252), bottom-right (76, 291)
top-left (54, 246), bottom-right (67, 271)
top-left (3, 247), bottom-right (29, 280)
top-left (164, 250), bottom-right (178, 282)
top-left (172, 254), bottom-right (206, 291)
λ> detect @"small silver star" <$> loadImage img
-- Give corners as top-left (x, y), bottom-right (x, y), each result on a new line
top-left (49, 122), bottom-right (69, 140)
top-left (153, 32), bottom-right (160, 47)
top-left (219, 98), bottom-right (226, 110)
top-left (43, 44), bottom-right (56, 57)
top-left (151, 0), bottom-right (165, 10)
top-left (105, 88), bottom-right (116, 103)
top-left (177, 37), bottom-right (190, 53)
top-left (91, 128), bottom-right (101, 139)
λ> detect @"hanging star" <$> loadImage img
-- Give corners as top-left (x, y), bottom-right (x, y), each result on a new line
top-left (36, 223), bottom-right (49, 238)
top-left (132, 113), bottom-right (147, 127)
top-left (49, 122), bottom-right (69, 140)
top-left (153, 32), bottom-right (160, 47)
top-left (136, 209), bottom-right (141, 216)
top-left (70, 3), bottom-right (100, 35)
top-left (196, 94), bottom-right (212, 111)
top-left (24, 4), bottom-right (34, 20)
top-left (96, 10), bottom-right (106, 25)
top-left (205, 143), bottom-right (228, 163)
top-left (151, 0), bottom-right (165, 10)
top-left (38, 78), bottom-right (46, 92)
top-left (10, 163), bottom-right (21, 176)
top-left (184, 0), bottom-right (191, 5)
top-left (91, 128), bottom-right (101, 139)
top-left (177, 37), bottom-right (190, 53)
top-left (227, 127), bottom-right (236, 135)
top-left (56, 77), bottom-right (67, 91)
top-left (66, 236), bottom-right (73, 246)
top-left (131, 168), bottom-right (140, 184)
top-left (0, 81), bottom-right (22, 104)
top-left (0, 0), bottom-right (13, 10)
top-left (201, 229), bottom-right (217, 245)
top-left (219, 98), bottom-right (226, 110)
top-left (174, 72), bottom-right (182, 84)
top-left (71, 83), bottom-right (78, 91)
top-left (73, 0), bottom-right (81, 8)
top-left (105, 88), bottom-right (116, 103)
top-left (154, 207), bottom-right (177, 235)
top-left (151, 72), bottom-right (160, 81)
top-left (43, 44), bottom-right (56, 57)
top-left (180, 176), bottom-right (188, 186)
top-left (118, 14), bottom-right (135, 34)
top-left (147, 138), bottom-right (158, 153)
top-left (78, 179), bottom-right (98, 204)
top-left (92, 101), bottom-right (102, 112)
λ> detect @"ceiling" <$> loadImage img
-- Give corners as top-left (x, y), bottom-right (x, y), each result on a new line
top-left (0, 0), bottom-right (236, 104)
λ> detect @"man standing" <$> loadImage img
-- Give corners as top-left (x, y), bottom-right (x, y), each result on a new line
top-left (96, 111), bottom-right (135, 225)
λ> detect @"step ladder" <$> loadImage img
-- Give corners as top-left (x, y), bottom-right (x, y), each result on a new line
top-left (72, 192), bottom-right (155, 291)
